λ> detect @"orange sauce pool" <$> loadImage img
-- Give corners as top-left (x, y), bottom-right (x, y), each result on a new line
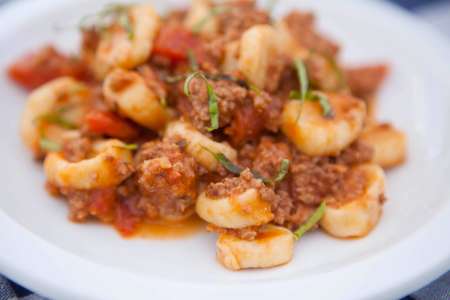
top-left (132, 216), bottom-right (206, 240)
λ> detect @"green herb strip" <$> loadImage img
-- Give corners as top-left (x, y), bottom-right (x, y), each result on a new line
top-left (293, 202), bottom-right (326, 240)
top-left (39, 137), bottom-right (61, 152)
top-left (290, 58), bottom-right (334, 118)
top-left (114, 143), bottom-right (138, 150)
top-left (38, 112), bottom-right (78, 130)
top-left (273, 159), bottom-right (290, 183)
top-left (184, 71), bottom-right (220, 132)
top-left (294, 58), bottom-right (309, 101)
top-left (187, 49), bottom-right (199, 71)
top-left (204, 147), bottom-right (289, 185)
top-left (308, 91), bottom-right (334, 118)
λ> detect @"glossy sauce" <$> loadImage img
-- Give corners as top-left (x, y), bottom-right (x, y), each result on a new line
top-left (131, 216), bottom-right (205, 240)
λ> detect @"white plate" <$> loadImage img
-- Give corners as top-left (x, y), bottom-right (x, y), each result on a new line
top-left (0, 0), bottom-right (449, 299)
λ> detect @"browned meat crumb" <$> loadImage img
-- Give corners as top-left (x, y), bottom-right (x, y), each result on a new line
top-left (331, 167), bottom-right (367, 204)
top-left (345, 64), bottom-right (389, 99)
top-left (207, 224), bottom-right (261, 240)
top-left (217, 1), bottom-right (270, 42)
top-left (252, 137), bottom-right (292, 179)
top-left (185, 78), bottom-right (248, 132)
top-left (284, 11), bottom-right (340, 58)
top-left (136, 140), bottom-right (199, 220)
top-left (334, 141), bottom-right (374, 165)
top-left (290, 153), bottom-right (348, 206)
top-left (62, 137), bottom-right (92, 162)
top-left (205, 169), bottom-right (276, 203)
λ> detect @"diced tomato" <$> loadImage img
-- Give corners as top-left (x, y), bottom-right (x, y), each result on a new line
top-left (153, 25), bottom-right (206, 63)
top-left (85, 110), bottom-right (139, 140)
top-left (8, 45), bottom-right (89, 90)
top-left (88, 188), bottom-right (116, 223)
top-left (115, 197), bottom-right (143, 237)
top-left (226, 104), bottom-right (265, 147)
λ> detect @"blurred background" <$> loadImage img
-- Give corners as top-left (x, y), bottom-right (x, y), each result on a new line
top-left (392, 0), bottom-right (450, 38)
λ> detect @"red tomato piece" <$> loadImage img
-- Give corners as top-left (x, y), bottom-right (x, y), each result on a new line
top-left (226, 104), bottom-right (265, 147)
top-left (8, 45), bottom-right (89, 90)
top-left (85, 110), bottom-right (139, 140)
top-left (115, 197), bottom-right (143, 237)
top-left (153, 25), bottom-right (205, 63)
top-left (88, 188), bottom-right (116, 223)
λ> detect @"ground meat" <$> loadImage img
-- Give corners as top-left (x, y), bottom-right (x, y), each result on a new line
top-left (217, 0), bottom-right (270, 42)
top-left (60, 187), bottom-right (116, 223)
top-left (207, 224), bottom-right (261, 240)
top-left (330, 167), bottom-right (367, 204)
top-left (251, 137), bottom-right (292, 179)
top-left (185, 78), bottom-right (248, 131)
top-left (251, 91), bottom-right (284, 133)
top-left (284, 11), bottom-right (340, 58)
top-left (238, 143), bottom-right (258, 168)
top-left (345, 64), bottom-right (389, 99)
top-left (334, 141), bottom-right (374, 166)
top-left (62, 137), bottom-right (92, 162)
top-left (205, 169), bottom-right (276, 202)
top-left (290, 153), bottom-right (348, 205)
top-left (136, 139), bottom-right (199, 220)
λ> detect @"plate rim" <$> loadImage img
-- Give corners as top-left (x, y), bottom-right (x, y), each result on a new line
top-left (0, 0), bottom-right (449, 299)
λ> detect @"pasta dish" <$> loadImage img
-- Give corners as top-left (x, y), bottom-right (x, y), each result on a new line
top-left (8, 0), bottom-right (407, 271)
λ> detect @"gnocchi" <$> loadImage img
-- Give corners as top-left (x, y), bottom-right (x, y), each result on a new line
top-left (238, 25), bottom-right (279, 89)
top-left (320, 164), bottom-right (386, 238)
top-left (103, 69), bottom-right (168, 131)
top-left (196, 188), bottom-right (273, 229)
top-left (184, 0), bottom-right (218, 36)
top-left (217, 225), bottom-right (295, 271)
top-left (360, 123), bottom-right (407, 169)
top-left (44, 139), bottom-right (133, 190)
top-left (281, 93), bottom-right (366, 156)
top-left (164, 121), bottom-right (237, 172)
top-left (95, 4), bottom-right (160, 78)
top-left (20, 77), bottom-right (90, 157)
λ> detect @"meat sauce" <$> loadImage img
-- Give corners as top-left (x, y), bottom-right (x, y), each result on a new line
top-left (12, 0), bottom-right (393, 240)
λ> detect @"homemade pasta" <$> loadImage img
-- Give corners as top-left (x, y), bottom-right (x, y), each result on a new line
top-left (9, 0), bottom-right (407, 271)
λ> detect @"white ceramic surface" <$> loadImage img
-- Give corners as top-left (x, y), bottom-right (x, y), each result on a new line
top-left (0, 1), bottom-right (449, 299)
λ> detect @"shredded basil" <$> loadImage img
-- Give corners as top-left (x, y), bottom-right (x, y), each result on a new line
top-left (273, 159), bottom-right (290, 183)
top-left (294, 58), bottom-right (309, 101)
top-left (204, 147), bottom-right (289, 184)
top-left (39, 137), bottom-right (61, 152)
top-left (293, 202), bottom-right (326, 240)
top-left (115, 143), bottom-right (138, 150)
top-left (290, 58), bottom-right (334, 118)
top-left (184, 71), bottom-right (220, 132)
top-left (308, 91), bottom-right (334, 118)
top-left (38, 112), bottom-right (78, 130)
top-left (187, 49), bottom-right (199, 71)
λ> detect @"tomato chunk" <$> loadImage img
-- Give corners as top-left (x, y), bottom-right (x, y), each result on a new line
top-left (8, 45), bottom-right (89, 90)
top-left (226, 104), bottom-right (265, 146)
top-left (115, 197), bottom-right (143, 237)
top-left (88, 188), bottom-right (116, 223)
top-left (153, 25), bottom-right (205, 63)
top-left (85, 110), bottom-right (139, 139)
